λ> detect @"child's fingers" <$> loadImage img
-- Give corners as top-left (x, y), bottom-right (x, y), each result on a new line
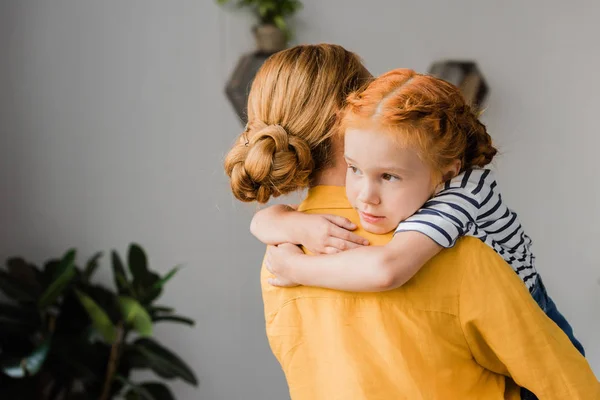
top-left (323, 246), bottom-right (342, 254)
top-left (326, 237), bottom-right (363, 252)
top-left (265, 258), bottom-right (274, 274)
top-left (322, 215), bottom-right (357, 230)
top-left (264, 251), bottom-right (277, 274)
top-left (268, 278), bottom-right (281, 286)
top-left (330, 225), bottom-right (369, 246)
top-left (268, 278), bottom-right (280, 286)
top-left (268, 277), bottom-right (299, 288)
top-left (277, 242), bottom-right (303, 253)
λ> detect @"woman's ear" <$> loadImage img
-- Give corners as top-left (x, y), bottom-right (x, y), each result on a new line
top-left (442, 159), bottom-right (462, 182)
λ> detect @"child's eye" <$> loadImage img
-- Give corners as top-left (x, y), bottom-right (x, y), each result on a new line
top-left (348, 165), bottom-right (362, 175)
top-left (382, 173), bottom-right (400, 182)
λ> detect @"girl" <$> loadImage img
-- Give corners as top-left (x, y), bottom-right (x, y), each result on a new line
top-left (256, 68), bottom-right (585, 358)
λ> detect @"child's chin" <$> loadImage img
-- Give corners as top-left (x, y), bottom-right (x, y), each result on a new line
top-left (361, 220), bottom-right (394, 235)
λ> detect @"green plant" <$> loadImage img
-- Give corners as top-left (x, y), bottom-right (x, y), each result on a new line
top-left (216, 0), bottom-right (303, 38)
top-left (0, 244), bottom-right (196, 400)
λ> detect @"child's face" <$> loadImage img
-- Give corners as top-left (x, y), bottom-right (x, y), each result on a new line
top-left (344, 128), bottom-right (437, 234)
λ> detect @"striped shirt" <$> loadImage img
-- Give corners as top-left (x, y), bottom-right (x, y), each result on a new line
top-left (395, 169), bottom-right (539, 291)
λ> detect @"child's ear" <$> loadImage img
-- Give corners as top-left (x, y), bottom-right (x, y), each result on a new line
top-left (442, 160), bottom-right (462, 182)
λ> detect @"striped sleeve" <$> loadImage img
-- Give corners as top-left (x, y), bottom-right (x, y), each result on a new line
top-left (395, 169), bottom-right (493, 248)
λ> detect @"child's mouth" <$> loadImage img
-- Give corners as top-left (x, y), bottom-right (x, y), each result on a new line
top-left (359, 211), bottom-right (385, 224)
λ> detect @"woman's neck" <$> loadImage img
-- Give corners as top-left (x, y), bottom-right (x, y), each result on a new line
top-left (310, 164), bottom-right (346, 187)
top-left (310, 137), bottom-right (346, 187)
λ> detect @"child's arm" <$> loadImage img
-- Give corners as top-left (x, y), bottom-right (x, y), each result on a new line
top-left (250, 204), bottom-right (369, 254)
top-left (266, 170), bottom-right (492, 291)
top-left (265, 231), bottom-right (442, 291)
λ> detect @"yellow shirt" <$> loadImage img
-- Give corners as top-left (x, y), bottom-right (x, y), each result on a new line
top-left (261, 186), bottom-right (599, 400)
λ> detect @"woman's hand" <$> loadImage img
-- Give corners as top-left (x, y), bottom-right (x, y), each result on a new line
top-left (265, 243), bottom-right (304, 288)
top-left (298, 214), bottom-right (369, 254)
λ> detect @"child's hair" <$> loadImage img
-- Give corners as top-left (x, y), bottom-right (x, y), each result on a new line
top-left (343, 68), bottom-right (497, 178)
top-left (225, 44), bottom-right (372, 203)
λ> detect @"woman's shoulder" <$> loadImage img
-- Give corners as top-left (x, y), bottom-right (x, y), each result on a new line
top-left (449, 237), bottom-right (525, 295)
top-left (415, 237), bottom-right (503, 290)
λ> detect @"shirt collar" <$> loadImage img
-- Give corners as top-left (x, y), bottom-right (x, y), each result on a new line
top-left (298, 185), bottom-right (353, 212)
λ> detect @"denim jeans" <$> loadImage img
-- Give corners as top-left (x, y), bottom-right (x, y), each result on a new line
top-left (530, 276), bottom-right (585, 355)
top-left (520, 276), bottom-right (585, 400)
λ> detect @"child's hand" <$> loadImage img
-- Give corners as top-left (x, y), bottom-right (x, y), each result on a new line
top-left (267, 276), bottom-right (300, 288)
top-left (265, 244), bottom-right (303, 288)
top-left (298, 214), bottom-right (369, 254)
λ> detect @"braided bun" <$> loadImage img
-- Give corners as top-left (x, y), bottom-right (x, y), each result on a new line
top-left (460, 108), bottom-right (497, 168)
top-left (224, 123), bottom-right (313, 203)
top-left (224, 44), bottom-right (372, 203)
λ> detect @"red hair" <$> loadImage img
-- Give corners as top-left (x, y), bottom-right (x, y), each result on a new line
top-left (343, 68), bottom-right (497, 177)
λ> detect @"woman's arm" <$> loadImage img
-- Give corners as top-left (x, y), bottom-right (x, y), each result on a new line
top-left (251, 205), bottom-right (369, 254)
top-left (266, 231), bottom-right (442, 291)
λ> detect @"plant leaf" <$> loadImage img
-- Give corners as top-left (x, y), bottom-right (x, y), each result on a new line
top-left (121, 346), bottom-right (149, 369)
top-left (258, 3), bottom-right (270, 18)
top-left (131, 338), bottom-right (198, 386)
top-left (148, 305), bottom-right (174, 315)
top-left (0, 337), bottom-right (51, 378)
top-left (116, 375), bottom-right (155, 400)
top-left (6, 258), bottom-right (41, 294)
top-left (150, 266), bottom-right (181, 293)
top-left (38, 249), bottom-right (77, 308)
top-left (0, 303), bottom-right (41, 330)
top-left (128, 243), bottom-right (149, 281)
top-left (82, 252), bottom-right (103, 282)
top-left (41, 259), bottom-right (60, 287)
top-left (0, 271), bottom-right (37, 302)
top-left (0, 303), bottom-right (27, 319)
top-left (54, 249), bottom-right (77, 280)
top-left (112, 251), bottom-right (131, 295)
top-left (22, 337), bottom-right (51, 375)
top-left (125, 382), bottom-right (175, 400)
top-left (78, 284), bottom-right (123, 327)
top-left (125, 388), bottom-right (152, 400)
top-left (75, 290), bottom-right (117, 343)
top-left (118, 296), bottom-right (153, 337)
top-left (151, 315), bottom-right (194, 327)
top-left (141, 382), bottom-right (175, 400)
top-left (126, 244), bottom-right (163, 303)
top-left (273, 15), bottom-right (287, 35)
top-left (136, 272), bottom-right (161, 305)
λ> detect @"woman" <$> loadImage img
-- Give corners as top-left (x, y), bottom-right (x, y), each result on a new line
top-left (224, 44), bottom-right (599, 399)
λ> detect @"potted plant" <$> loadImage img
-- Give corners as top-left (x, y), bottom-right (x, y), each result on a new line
top-left (216, 0), bottom-right (303, 53)
top-left (0, 244), bottom-right (197, 399)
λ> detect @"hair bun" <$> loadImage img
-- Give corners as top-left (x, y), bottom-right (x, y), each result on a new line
top-left (224, 123), bottom-right (314, 203)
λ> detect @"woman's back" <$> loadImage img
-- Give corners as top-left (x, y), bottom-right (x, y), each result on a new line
top-left (260, 186), bottom-right (599, 400)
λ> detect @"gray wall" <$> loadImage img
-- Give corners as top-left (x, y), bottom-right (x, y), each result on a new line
top-left (0, 1), bottom-right (598, 399)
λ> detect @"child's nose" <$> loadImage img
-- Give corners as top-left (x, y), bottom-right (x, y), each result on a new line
top-left (358, 183), bottom-right (380, 205)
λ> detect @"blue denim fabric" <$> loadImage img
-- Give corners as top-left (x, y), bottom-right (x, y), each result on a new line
top-left (530, 277), bottom-right (585, 355)
top-left (520, 276), bottom-right (585, 399)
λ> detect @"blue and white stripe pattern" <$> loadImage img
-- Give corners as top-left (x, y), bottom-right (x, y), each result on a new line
top-left (396, 169), bottom-right (538, 290)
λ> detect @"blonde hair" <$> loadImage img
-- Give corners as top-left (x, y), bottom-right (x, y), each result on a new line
top-left (224, 44), bottom-right (371, 203)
